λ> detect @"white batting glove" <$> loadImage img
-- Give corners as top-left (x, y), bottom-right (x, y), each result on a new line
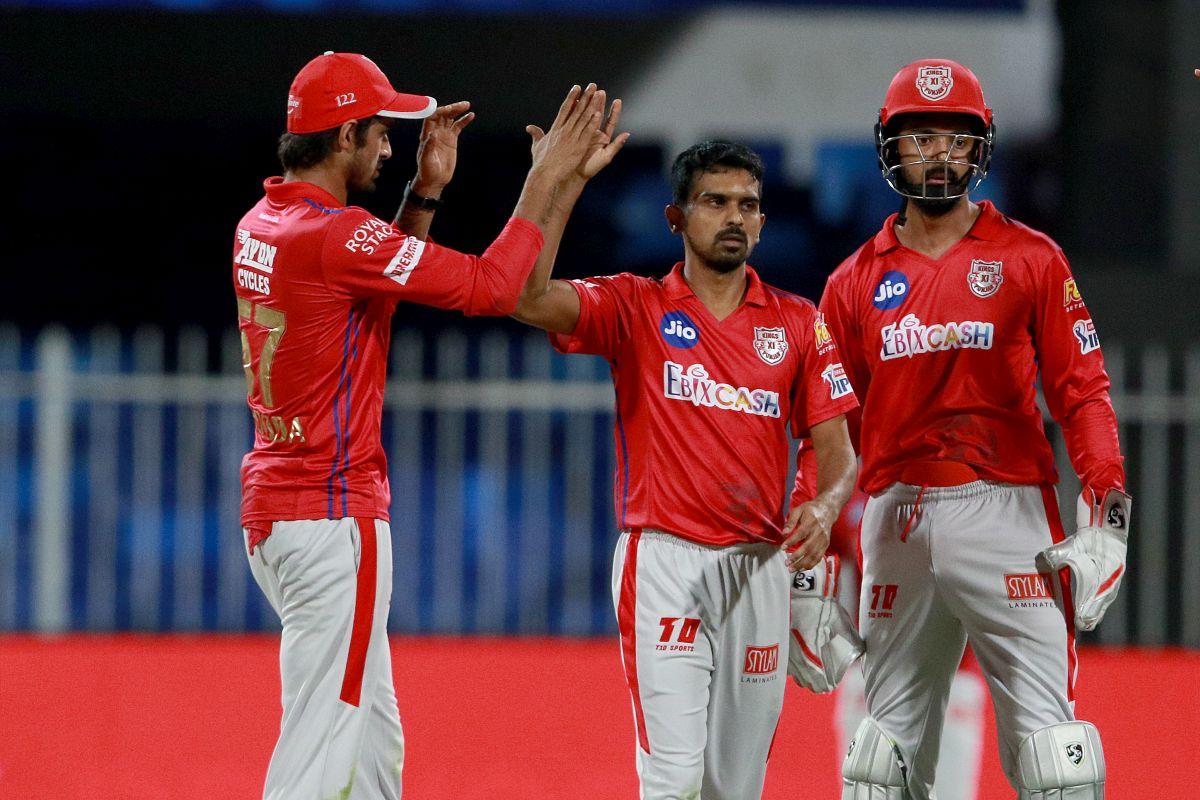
top-left (787, 554), bottom-right (864, 693)
top-left (1036, 488), bottom-right (1132, 631)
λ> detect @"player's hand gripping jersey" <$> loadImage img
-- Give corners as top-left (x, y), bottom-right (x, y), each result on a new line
top-left (551, 263), bottom-right (858, 545)
top-left (234, 178), bottom-right (542, 530)
top-left (818, 201), bottom-right (1123, 496)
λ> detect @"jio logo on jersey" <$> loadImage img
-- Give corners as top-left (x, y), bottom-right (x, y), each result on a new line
top-left (661, 311), bottom-right (700, 349)
top-left (872, 271), bottom-right (909, 310)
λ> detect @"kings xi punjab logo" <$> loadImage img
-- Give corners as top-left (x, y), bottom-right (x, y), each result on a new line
top-left (967, 259), bottom-right (1004, 298)
top-left (916, 65), bottom-right (954, 101)
top-left (753, 326), bottom-right (789, 365)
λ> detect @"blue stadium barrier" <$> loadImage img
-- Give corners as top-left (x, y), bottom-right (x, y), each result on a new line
top-left (1, 325), bottom-right (1197, 646)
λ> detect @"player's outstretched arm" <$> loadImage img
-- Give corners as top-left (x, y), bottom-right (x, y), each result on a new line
top-left (322, 86), bottom-right (614, 317)
top-left (511, 90), bottom-right (629, 334)
top-left (782, 414), bottom-right (856, 572)
top-left (393, 100), bottom-right (475, 240)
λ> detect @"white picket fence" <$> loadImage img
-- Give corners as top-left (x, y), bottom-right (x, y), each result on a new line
top-left (0, 324), bottom-right (1197, 645)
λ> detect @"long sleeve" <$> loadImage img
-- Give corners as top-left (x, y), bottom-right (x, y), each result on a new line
top-left (322, 210), bottom-right (544, 316)
top-left (1032, 250), bottom-right (1125, 492)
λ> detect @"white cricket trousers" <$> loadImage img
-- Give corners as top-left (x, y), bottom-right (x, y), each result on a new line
top-left (859, 482), bottom-right (1078, 799)
top-left (612, 528), bottom-right (791, 800)
top-left (245, 517), bottom-right (404, 800)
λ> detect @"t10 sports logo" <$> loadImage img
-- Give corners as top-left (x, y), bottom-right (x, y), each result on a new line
top-left (868, 584), bottom-right (898, 619)
top-left (657, 616), bottom-right (701, 653)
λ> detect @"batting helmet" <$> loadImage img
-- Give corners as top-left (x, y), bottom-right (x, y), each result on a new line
top-left (875, 58), bottom-right (995, 200)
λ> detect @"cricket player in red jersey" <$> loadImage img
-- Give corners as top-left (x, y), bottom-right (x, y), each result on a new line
top-left (234, 52), bottom-right (609, 799)
top-left (510, 135), bottom-right (859, 799)
top-left (792, 59), bottom-right (1131, 799)
top-left (805, 484), bottom-right (988, 799)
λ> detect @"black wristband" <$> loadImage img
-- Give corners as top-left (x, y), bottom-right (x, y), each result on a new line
top-left (403, 181), bottom-right (442, 212)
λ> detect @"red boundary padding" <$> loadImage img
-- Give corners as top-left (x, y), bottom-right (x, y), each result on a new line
top-left (1, 637), bottom-right (1198, 798)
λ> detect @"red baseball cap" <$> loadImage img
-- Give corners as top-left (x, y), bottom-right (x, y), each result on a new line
top-left (286, 51), bottom-right (437, 134)
top-left (879, 58), bottom-right (992, 130)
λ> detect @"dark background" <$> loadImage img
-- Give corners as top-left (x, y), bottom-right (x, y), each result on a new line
top-left (3, 1), bottom-right (1196, 350)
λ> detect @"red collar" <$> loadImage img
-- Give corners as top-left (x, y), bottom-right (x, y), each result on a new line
top-left (263, 176), bottom-right (345, 211)
top-left (873, 200), bottom-right (1005, 254)
top-left (663, 262), bottom-right (768, 307)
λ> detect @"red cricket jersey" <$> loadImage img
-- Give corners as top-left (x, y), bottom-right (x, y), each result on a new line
top-left (234, 177), bottom-right (543, 528)
top-left (793, 201), bottom-right (1122, 498)
top-left (551, 263), bottom-right (858, 547)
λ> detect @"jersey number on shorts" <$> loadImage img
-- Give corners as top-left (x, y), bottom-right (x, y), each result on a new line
top-left (237, 298), bottom-right (287, 408)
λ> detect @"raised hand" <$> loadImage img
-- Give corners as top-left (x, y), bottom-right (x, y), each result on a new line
top-left (578, 96), bottom-right (630, 180)
top-left (525, 84), bottom-right (605, 181)
top-left (413, 100), bottom-right (475, 194)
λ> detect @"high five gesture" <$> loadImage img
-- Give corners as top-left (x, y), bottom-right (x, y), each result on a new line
top-left (512, 85), bottom-right (629, 333)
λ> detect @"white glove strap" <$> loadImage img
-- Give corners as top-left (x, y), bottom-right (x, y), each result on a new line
top-left (1076, 487), bottom-right (1131, 535)
top-left (1038, 489), bottom-right (1131, 632)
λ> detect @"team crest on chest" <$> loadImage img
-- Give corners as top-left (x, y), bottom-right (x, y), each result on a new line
top-left (753, 326), bottom-right (788, 365)
top-left (967, 259), bottom-right (1004, 298)
top-left (916, 65), bottom-right (954, 101)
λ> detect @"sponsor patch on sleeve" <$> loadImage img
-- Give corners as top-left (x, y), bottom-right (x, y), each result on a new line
top-left (1063, 277), bottom-right (1086, 312)
top-left (344, 217), bottom-right (396, 256)
top-left (383, 237), bottom-right (426, 286)
top-left (813, 312), bottom-right (835, 355)
top-left (1073, 318), bottom-right (1100, 355)
top-left (821, 362), bottom-right (854, 400)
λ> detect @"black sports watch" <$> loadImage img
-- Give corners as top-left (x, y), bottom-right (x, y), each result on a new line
top-left (402, 181), bottom-right (442, 212)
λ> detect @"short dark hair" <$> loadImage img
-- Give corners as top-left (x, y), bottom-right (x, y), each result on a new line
top-left (277, 116), bottom-right (378, 172)
top-left (670, 140), bottom-right (765, 206)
